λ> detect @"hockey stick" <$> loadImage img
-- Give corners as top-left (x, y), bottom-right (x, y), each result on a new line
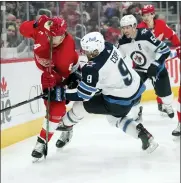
top-left (44, 35), bottom-right (53, 158)
top-left (0, 93), bottom-right (46, 113)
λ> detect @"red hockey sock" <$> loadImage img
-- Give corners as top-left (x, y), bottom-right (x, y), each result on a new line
top-left (177, 112), bottom-right (181, 123)
top-left (156, 96), bottom-right (163, 104)
top-left (39, 128), bottom-right (54, 142)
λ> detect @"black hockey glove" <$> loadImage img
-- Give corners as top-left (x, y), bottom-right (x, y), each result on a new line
top-left (63, 70), bottom-right (82, 89)
top-left (43, 86), bottom-right (66, 102)
top-left (147, 62), bottom-right (160, 78)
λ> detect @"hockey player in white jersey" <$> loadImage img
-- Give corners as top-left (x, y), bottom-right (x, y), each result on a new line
top-left (118, 15), bottom-right (174, 118)
top-left (44, 32), bottom-right (158, 154)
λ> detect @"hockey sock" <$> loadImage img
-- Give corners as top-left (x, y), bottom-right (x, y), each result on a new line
top-left (39, 118), bottom-right (60, 142)
top-left (160, 93), bottom-right (173, 105)
top-left (62, 101), bottom-right (88, 126)
top-left (117, 117), bottom-right (139, 139)
top-left (107, 115), bottom-right (139, 139)
top-left (156, 96), bottom-right (163, 104)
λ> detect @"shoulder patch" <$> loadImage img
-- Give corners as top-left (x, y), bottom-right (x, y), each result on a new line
top-left (141, 28), bottom-right (148, 35)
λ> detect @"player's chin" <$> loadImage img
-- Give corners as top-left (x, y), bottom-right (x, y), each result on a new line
top-left (144, 20), bottom-right (149, 24)
top-left (125, 34), bottom-right (131, 38)
top-left (53, 43), bottom-right (60, 47)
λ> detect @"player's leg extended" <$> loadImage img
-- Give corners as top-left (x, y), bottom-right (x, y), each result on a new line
top-left (106, 97), bottom-right (158, 153)
top-left (55, 100), bottom-right (87, 148)
top-left (32, 100), bottom-right (66, 159)
top-left (56, 94), bottom-right (115, 148)
top-left (172, 86), bottom-right (181, 137)
top-left (153, 67), bottom-right (174, 118)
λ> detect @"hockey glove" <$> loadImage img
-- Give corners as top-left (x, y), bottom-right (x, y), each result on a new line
top-left (147, 62), bottom-right (160, 78)
top-left (63, 70), bottom-right (82, 89)
top-left (43, 86), bottom-right (66, 102)
top-left (41, 70), bottom-right (56, 89)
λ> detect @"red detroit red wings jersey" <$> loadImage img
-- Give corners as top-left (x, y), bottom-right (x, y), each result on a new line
top-left (19, 20), bottom-right (79, 82)
top-left (137, 19), bottom-right (180, 47)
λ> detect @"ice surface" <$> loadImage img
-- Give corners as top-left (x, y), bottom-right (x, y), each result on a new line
top-left (2, 101), bottom-right (180, 183)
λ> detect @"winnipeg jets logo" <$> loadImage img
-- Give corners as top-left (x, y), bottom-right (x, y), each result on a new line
top-left (130, 51), bottom-right (146, 66)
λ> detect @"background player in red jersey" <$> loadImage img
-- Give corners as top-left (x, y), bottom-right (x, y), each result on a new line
top-left (19, 15), bottom-right (79, 160)
top-left (137, 4), bottom-right (180, 117)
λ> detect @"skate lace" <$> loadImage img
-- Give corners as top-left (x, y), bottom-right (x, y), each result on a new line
top-left (34, 142), bottom-right (45, 153)
top-left (164, 104), bottom-right (174, 114)
top-left (59, 131), bottom-right (73, 142)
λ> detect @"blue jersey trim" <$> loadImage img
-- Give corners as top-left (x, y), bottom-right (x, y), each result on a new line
top-left (103, 84), bottom-right (146, 106)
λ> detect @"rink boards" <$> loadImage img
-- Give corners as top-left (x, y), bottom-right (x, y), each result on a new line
top-left (1, 51), bottom-right (180, 148)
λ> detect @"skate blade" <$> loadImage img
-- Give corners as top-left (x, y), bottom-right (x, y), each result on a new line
top-left (32, 157), bottom-right (40, 163)
top-left (173, 136), bottom-right (180, 142)
top-left (32, 156), bottom-right (44, 163)
top-left (160, 111), bottom-right (174, 119)
top-left (160, 111), bottom-right (168, 117)
top-left (146, 139), bottom-right (159, 154)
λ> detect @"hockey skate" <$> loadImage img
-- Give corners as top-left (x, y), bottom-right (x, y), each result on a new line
top-left (31, 137), bottom-right (46, 162)
top-left (56, 130), bottom-right (73, 148)
top-left (158, 103), bottom-right (174, 118)
top-left (136, 123), bottom-right (159, 153)
top-left (172, 123), bottom-right (181, 141)
top-left (56, 122), bottom-right (73, 131)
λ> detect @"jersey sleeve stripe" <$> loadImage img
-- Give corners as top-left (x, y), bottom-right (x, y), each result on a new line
top-left (79, 81), bottom-right (97, 92)
top-left (157, 47), bottom-right (170, 54)
top-left (77, 90), bottom-right (92, 100)
top-left (77, 86), bottom-right (92, 96)
top-left (155, 42), bottom-right (165, 52)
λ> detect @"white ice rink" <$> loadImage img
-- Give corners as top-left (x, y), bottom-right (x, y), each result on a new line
top-left (2, 101), bottom-right (180, 183)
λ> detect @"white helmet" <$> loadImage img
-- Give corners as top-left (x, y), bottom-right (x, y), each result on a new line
top-left (120, 15), bottom-right (137, 27)
top-left (80, 32), bottom-right (105, 54)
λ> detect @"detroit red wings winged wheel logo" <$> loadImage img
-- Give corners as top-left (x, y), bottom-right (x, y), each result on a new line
top-left (0, 77), bottom-right (7, 93)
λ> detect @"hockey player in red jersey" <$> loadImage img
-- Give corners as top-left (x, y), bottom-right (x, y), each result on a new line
top-left (137, 4), bottom-right (180, 116)
top-left (19, 15), bottom-right (79, 160)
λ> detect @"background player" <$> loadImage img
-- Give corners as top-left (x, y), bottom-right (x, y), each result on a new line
top-left (19, 15), bottom-right (79, 160)
top-left (45, 32), bottom-right (159, 153)
top-left (118, 15), bottom-right (174, 119)
top-left (137, 4), bottom-right (180, 114)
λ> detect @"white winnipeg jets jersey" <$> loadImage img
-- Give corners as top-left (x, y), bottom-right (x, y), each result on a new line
top-left (76, 42), bottom-right (142, 100)
top-left (118, 28), bottom-right (170, 70)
